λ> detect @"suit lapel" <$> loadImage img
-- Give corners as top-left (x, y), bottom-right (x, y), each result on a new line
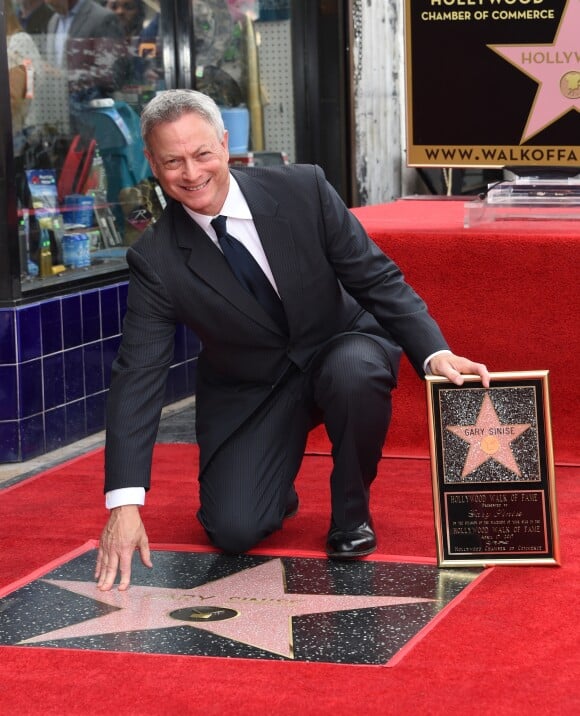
top-left (172, 202), bottom-right (284, 334)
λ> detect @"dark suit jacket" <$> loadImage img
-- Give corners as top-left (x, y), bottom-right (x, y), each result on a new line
top-left (47, 0), bottom-right (124, 42)
top-left (104, 164), bottom-right (449, 492)
top-left (20, 4), bottom-right (54, 35)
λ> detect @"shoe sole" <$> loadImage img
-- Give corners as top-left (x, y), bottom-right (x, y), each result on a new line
top-left (326, 544), bottom-right (377, 559)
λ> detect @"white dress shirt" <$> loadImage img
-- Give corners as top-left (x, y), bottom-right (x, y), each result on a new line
top-left (183, 175), bottom-right (281, 294)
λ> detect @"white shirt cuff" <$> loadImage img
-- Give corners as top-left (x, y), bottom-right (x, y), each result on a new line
top-left (423, 349), bottom-right (452, 375)
top-left (105, 487), bottom-right (146, 510)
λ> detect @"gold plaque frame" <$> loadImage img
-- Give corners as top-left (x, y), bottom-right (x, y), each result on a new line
top-left (426, 371), bottom-right (560, 568)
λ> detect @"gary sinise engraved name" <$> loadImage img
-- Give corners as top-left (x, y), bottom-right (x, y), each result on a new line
top-left (455, 426), bottom-right (522, 437)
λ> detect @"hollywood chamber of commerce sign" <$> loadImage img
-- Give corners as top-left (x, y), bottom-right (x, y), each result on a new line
top-left (404, 0), bottom-right (580, 167)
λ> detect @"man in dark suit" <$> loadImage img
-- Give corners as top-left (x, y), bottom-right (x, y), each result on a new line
top-left (45, 0), bottom-right (126, 107)
top-left (96, 89), bottom-right (489, 591)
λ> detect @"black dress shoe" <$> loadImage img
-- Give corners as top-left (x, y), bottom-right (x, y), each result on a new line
top-left (326, 520), bottom-right (377, 559)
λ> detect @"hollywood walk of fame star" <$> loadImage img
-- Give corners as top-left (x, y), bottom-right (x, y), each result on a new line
top-left (19, 559), bottom-right (433, 659)
top-left (447, 393), bottom-right (531, 479)
top-left (488, 0), bottom-right (580, 141)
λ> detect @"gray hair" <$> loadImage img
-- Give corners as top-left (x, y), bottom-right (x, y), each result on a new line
top-left (140, 89), bottom-right (225, 150)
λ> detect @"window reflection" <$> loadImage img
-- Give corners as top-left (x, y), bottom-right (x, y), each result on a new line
top-left (5, 0), bottom-right (164, 289)
top-left (4, 0), bottom-right (295, 291)
top-left (192, 1), bottom-right (294, 163)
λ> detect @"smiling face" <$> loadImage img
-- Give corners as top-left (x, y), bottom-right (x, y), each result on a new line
top-left (145, 111), bottom-right (230, 216)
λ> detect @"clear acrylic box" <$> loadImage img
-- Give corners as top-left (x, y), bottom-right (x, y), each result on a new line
top-left (464, 179), bottom-right (580, 228)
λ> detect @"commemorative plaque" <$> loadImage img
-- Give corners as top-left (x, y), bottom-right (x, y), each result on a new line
top-left (426, 371), bottom-right (560, 567)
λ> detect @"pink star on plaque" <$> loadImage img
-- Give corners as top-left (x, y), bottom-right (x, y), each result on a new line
top-left (19, 559), bottom-right (432, 659)
top-left (489, 0), bottom-right (580, 141)
top-left (447, 393), bottom-right (531, 478)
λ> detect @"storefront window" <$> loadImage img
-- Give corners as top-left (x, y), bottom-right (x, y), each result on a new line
top-left (4, 0), bottom-right (164, 294)
top-left (191, 0), bottom-right (295, 166)
top-left (3, 0), bottom-right (297, 296)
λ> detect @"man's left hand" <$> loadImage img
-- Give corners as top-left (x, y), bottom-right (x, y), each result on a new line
top-left (429, 352), bottom-right (490, 388)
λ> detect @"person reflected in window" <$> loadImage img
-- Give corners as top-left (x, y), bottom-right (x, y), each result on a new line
top-left (105, 0), bottom-right (145, 40)
top-left (44, 0), bottom-right (127, 112)
top-left (6, 0), bottom-right (43, 160)
top-left (104, 0), bottom-right (159, 88)
top-left (17, 0), bottom-right (55, 36)
top-left (137, 11), bottom-right (163, 90)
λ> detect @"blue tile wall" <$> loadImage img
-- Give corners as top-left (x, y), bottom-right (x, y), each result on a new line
top-left (65, 399), bottom-right (86, 443)
top-left (83, 343), bottom-right (104, 395)
top-left (44, 406), bottom-right (66, 453)
top-left (0, 421), bottom-right (19, 462)
top-left (41, 298), bottom-right (63, 356)
top-left (0, 365), bottom-right (18, 421)
top-left (16, 303), bottom-right (41, 362)
top-left (0, 311), bottom-right (16, 364)
top-left (0, 281), bottom-right (200, 462)
top-left (43, 354), bottom-right (65, 410)
top-left (63, 348), bottom-right (85, 402)
top-left (19, 360), bottom-right (43, 417)
top-left (62, 294), bottom-right (82, 350)
top-left (81, 290), bottom-right (101, 344)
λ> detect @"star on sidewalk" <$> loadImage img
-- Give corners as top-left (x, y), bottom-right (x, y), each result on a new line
top-left (447, 393), bottom-right (531, 478)
top-left (20, 559), bottom-right (433, 659)
top-left (489, 0), bottom-right (580, 141)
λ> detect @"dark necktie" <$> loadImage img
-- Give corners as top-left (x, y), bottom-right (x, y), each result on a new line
top-left (210, 215), bottom-right (288, 332)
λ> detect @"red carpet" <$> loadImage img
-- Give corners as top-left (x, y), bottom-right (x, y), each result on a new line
top-left (308, 200), bottom-right (579, 465)
top-left (1, 444), bottom-right (579, 714)
top-left (1, 198), bottom-right (578, 712)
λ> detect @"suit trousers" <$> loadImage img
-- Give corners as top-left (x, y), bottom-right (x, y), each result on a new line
top-left (197, 333), bottom-right (396, 553)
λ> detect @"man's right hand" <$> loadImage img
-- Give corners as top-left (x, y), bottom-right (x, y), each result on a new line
top-left (95, 505), bottom-right (153, 591)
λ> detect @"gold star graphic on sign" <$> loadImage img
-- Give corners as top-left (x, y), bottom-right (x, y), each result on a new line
top-left (488, 0), bottom-right (580, 141)
top-left (447, 393), bottom-right (531, 478)
top-left (20, 559), bottom-right (433, 659)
